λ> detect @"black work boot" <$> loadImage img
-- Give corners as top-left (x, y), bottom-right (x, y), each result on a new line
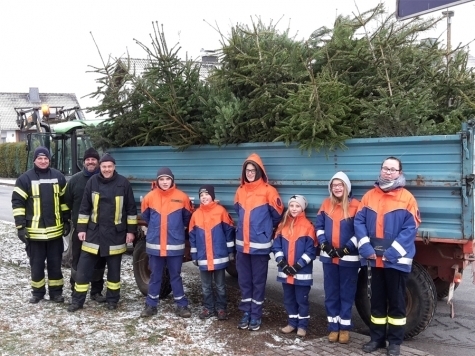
top-left (362, 340), bottom-right (386, 353)
top-left (387, 344), bottom-right (400, 356)
top-left (50, 295), bottom-right (65, 303)
top-left (67, 303), bottom-right (83, 312)
top-left (29, 296), bottom-right (44, 304)
top-left (106, 302), bottom-right (118, 310)
top-left (90, 293), bottom-right (106, 303)
top-left (140, 304), bottom-right (158, 318)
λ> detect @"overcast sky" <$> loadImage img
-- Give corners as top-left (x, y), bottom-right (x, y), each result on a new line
top-left (1, 0), bottom-right (474, 118)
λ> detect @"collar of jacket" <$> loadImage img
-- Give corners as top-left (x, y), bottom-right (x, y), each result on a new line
top-left (242, 177), bottom-right (264, 191)
top-left (155, 184), bottom-right (176, 196)
top-left (375, 185), bottom-right (403, 196)
top-left (98, 170), bottom-right (117, 183)
top-left (34, 164), bottom-right (50, 174)
top-left (199, 201), bottom-right (218, 211)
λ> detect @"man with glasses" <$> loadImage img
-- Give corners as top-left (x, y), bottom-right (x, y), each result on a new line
top-left (355, 156), bottom-right (421, 356)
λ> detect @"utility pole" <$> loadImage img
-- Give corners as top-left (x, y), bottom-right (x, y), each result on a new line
top-left (442, 10), bottom-right (454, 54)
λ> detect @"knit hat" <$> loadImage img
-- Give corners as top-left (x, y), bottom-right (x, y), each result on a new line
top-left (83, 147), bottom-right (100, 161)
top-left (156, 167), bottom-right (174, 181)
top-left (328, 171), bottom-right (351, 195)
top-left (99, 153), bottom-right (116, 164)
top-left (34, 146), bottom-right (50, 160)
top-left (199, 185), bottom-right (215, 201)
top-left (288, 194), bottom-right (308, 211)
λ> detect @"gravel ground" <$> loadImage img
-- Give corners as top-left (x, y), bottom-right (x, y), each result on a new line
top-left (0, 221), bottom-right (327, 355)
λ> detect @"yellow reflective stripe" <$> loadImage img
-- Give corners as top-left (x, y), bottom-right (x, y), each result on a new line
top-left (13, 187), bottom-right (28, 199)
top-left (115, 196), bottom-right (123, 225)
top-left (31, 278), bottom-right (45, 288)
top-left (31, 182), bottom-right (41, 229)
top-left (82, 242), bottom-right (99, 255)
top-left (61, 204), bottom-right (70, 212)
top-left (110, 244), bottom-right (127, 255)
top-left (53, 183), bottom-right (61, 227)
top-left (388, 317), bottom-right (406, 326)
top-left (60, 184), bottom-right (67, 197)
top-left (27, 225), bottom-right (63, 239)
top-left (371, 316), bottom-right (388, 325)
top-left (75, 283), bottom-right (89, 293)
top-left (127, 215), bottom-right (137, 224)
top-left (48, 278), bottom-right (64, 287)
top-left (91, 193), bottom-right (99, 223)
top-left (12, 208), bottom-right (25, 216)
top-left (78, 214), bottom-right (90, 224)
top-left (107, 281), bottom-right (121, 290)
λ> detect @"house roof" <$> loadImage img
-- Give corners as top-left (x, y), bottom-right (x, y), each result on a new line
top-left (0, 91), bottom-right (80, 131)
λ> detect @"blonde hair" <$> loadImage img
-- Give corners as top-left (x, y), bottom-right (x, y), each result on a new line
top-left (330, 180), bottom-right (351, 220)
top-left (275, 209), bottom-right (297, 237)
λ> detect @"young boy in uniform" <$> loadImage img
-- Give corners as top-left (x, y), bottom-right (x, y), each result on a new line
top-left (189, 185), bottom-right (235, 320)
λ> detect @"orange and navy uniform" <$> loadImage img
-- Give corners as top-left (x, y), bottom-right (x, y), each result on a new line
top-left (234, 153), bottom-right (284, 255)
top-left (355, 186), bottom-right (421, 273)
top-left (189, 201), bottom-right (235, 271)
top-left (316, 197), bottom-right (360, 267)
top-left (141, 185), bottom-right (193, 257)
top-left (272, 213), bottom-right (317, 286)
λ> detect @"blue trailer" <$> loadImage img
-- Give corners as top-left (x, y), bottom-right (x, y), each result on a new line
top-left (24, 119), bottom-right (475, 339)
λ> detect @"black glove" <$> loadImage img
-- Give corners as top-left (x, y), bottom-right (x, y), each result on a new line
top-left (292, 263), bottom-right (302, 272)
top-left (334, 247), bottom-right (350, 258)
top-left (277, 258), bottom-right (289, 268)
top-left (228, 253), bottom-right (235, 261)
top-left (192, 260), bottom-right (198, 267)
top-left (63, 222), bottom-right (71, 237)
top-left (321, 242), bottom-right (336, 257)
top-left (17, 228), bottom-right (28, 244)
top-left (282, 265), bottom-right (298, 276)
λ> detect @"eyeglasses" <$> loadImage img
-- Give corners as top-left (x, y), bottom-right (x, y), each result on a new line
top-left (331, 183), bottom-right (344, 189)
top-left (381, 167), bottom-right (400, 174)
top-left (245, 169), bottom-right (256, 174)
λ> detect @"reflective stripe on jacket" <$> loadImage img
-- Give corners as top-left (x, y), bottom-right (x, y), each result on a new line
top-left (272, 213), bottom-right (317, 286)
top-left (12, 167), bottom-right (69, 240)
top-left (189, 201), bottom-right (235, 271)
top-left (141, 185), bottom-right (193, 257)
top-left (77, 171), bottom-right (137, 256)
top-left (355, 186), bottom-right (421, 272)
top-left (315, 197), bottom-right (360, 267)
top-left (234, 153), bottom-right (283, 255)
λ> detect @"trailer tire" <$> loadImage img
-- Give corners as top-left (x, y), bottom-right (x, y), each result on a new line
top-left (133, 239), bottom-right (172, 299)
top-left (226, 258), bottom-right (238, 278)
top-left (434, 277), bottom-right (460, 300)
top-left (355, 261), bottom-right (437, 339)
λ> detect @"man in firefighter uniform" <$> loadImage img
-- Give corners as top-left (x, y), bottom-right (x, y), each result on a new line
top-left (64, 147), bottom-right (106, 302)
top-left (68, 153), bottom-right (137, 312)
top-left (355, 157), bottom-right (421, 356)
top-left (11, 146), bottom-right (70, 303)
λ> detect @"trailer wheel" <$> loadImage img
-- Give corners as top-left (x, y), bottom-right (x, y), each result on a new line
top-left (226, 258), bottom-right (238, 278)
top-left (355, 261), bottom-right (437, 339)
top-left (132, 239), bottom-right (172, 298)
top-left (434, 277), bottom-right (460, 300)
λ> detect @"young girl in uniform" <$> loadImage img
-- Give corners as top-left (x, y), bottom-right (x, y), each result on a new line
top-left (316, 171), bottom-right (360, 344)
top-left (272, 195), bottom-right (317, 337)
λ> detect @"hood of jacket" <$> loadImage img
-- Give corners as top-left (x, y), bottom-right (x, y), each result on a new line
top-left (241, 153), bottom-right (268, 184)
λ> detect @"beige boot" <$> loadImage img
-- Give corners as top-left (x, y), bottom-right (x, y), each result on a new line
top-left (297, 328), bottom-right (306, 337)
top-left (281, 325), bottom-right (295, 334)
top-left (339, 330), bottom-right (350, 344)
top-left (328, 331), bottom-right (339, 343)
